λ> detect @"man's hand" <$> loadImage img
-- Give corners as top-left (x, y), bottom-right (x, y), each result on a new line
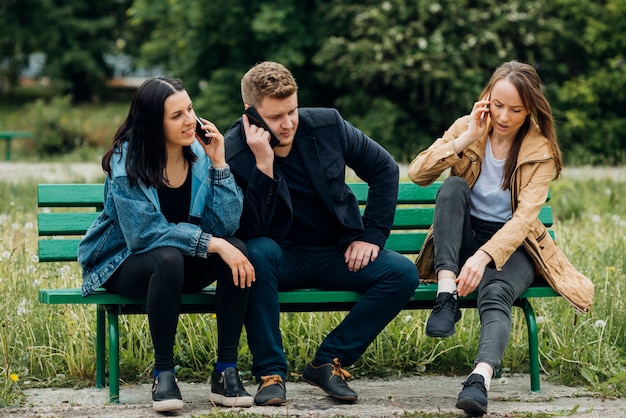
top-left (243, 114), bottom-right (274, 177)
top-left (344, 240), bottom-right (380, 272)
top-left (455, 249), bottom-right (492, 296)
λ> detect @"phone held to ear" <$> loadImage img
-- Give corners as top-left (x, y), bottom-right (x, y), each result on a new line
top-left (245, 106), bottom-right (281, 148)
top-left (479, 94), bottom-right (490, 128)
top-left (196, 116), bottom-right (211, 145)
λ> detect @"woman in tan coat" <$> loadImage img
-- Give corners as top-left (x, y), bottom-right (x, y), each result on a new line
top-left (408, 61), bottom-right (593, 416)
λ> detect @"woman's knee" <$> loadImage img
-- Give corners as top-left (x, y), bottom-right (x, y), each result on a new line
top-left (437, 176), bottom-right (470, 203)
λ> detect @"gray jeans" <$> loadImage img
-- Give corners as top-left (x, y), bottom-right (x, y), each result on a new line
top-left (433, 176), bottom-right (536, 374)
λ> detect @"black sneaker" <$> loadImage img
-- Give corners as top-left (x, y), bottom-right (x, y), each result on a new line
top-left (302, 358), bottom-right (358, 402)
top-left (152, 370), bottom-right (184, 412)
top-left (455, 374), bottom-right (488, 416)
top-left (425, 291), bottom-right (462, 337)
top-left (208, 367), bottom-right (254, 407)
top-left (254, 374), bottom-right (287, 406)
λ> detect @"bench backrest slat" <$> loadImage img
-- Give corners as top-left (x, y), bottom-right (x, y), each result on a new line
top-left (37, 182), bottom-right (554, 264)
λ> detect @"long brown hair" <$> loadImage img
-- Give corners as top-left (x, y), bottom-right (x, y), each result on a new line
top-left (479, 61), bottom-right (562, 189)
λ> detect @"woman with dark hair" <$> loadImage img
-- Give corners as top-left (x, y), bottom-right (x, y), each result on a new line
top-left (409, 61), bottom-right (593, 416)
top-left (78, 76), bottom-right (255, 412)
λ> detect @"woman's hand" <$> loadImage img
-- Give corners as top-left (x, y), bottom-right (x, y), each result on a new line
top-left (196, 117), bottom-right (227, 168)
top-left (453, 95), bottom-right (491, 154)
top-left (455, 249), bottom-right (492, 296)
top-left (208, 237), bottom-right (255, 288)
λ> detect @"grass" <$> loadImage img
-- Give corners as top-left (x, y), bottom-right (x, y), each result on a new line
top-left (0, 172), bottom-right (624, 410)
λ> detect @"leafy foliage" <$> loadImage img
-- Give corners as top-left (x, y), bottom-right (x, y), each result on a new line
top-left (1, 0), bottom-right (625, 162)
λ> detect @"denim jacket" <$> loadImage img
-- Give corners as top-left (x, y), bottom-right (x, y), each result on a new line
top-left (78, 140), bottom-right (243, 296)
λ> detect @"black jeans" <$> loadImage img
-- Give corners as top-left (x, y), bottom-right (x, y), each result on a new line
top-left (103, 237), bottom-right (250, 371)
top-left (433, 176), bottom-right (536, 373)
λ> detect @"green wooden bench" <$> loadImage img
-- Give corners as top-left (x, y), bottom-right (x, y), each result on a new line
top-left (37, 181), bottom-right (559, 403)
top-left (0, 130), bottom-right (32, 160)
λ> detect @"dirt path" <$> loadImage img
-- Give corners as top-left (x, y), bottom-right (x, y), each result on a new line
top-left (4, 373), bottom-right (625, 417)
top-left (1, 162), bottom-right (625, 184)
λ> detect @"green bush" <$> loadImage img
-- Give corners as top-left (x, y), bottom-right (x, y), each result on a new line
top-left (25, 96), bottom-right (85, 156)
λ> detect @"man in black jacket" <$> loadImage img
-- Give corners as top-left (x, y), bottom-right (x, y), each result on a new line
top-left (225, 61), bottom-right (419, 406)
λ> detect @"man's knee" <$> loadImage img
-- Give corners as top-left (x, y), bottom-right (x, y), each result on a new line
top-left (245, 237), bottom-right (281, 264)
top-left (381, 251), bottom-right (420, 293)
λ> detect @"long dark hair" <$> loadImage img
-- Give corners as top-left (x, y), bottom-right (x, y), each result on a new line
top-left (479, 61), bottom-right (563, 189)
top-left (102, 76), bottom-right (197, 188)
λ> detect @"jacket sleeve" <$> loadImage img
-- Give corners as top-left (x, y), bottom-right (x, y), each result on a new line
top-left (225, 123), bottom-right (291, 241)
top-left (199, 165), bottom-right (244, 237)
top-left (341, 117), bottom-right (399, 248)
top-left (408, 116), bottom-right (472, 186)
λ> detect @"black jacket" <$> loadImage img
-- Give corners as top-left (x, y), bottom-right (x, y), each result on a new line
top-left (224, 107), bottom-right (399, 249)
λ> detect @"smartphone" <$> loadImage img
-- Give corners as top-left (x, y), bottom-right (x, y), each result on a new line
top-left (245, 106), bottom-right (280, 148)
top-left (479, 94), bottom-right (490, 128)
top-left (195, 116), bottom-right (211, 145)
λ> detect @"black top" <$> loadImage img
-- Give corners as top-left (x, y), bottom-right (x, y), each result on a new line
top-left (157, 168), bottom-right (192, 224)
top-left (276, 146), bottom-right (342, 246)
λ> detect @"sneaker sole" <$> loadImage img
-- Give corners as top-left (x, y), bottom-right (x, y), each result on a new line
top-left (209, 392), bottom-right (254, 408)
top-left (425, 328), bottom-right (456, 338)
top-left (153, 398), bottom-right (184, 412)
top-left (302, 377), bottom-right (358, 402)
top-left (455, 396), bottom-right (488, 416)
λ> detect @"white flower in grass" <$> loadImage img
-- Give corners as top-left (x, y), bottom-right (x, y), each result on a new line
top-left (535, 316), bottom-right (548, 324)
top-left (24, 222), bottom-right (34, 229)
top-left (612, 215), bottom-right (621, 225)
top-left (1, 251), bottom-right (10, 260)
top-left (594, 320), bottom-right (606, 329)
top-left (591, 215), bottom-right (601, 223)
top-left (30, 253), bottom-right (39, 263)
top-left (403, 314), bottom-right (413, 323)
top-left (17, 299), bottom-right (27, 316)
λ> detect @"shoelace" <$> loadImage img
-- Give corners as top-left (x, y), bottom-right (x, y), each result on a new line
top-left (432, 290), bottom-right (458, 313)
top-left (259, 374), bottom-right (283, 389)
top-left (331, 358), bottom-right (352, 381)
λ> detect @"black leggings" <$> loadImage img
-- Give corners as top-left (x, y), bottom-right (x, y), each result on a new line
top-left (103, 237), bottom-right (250, 371)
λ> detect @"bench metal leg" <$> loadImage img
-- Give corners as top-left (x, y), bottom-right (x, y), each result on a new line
top-left (107, 308), bottom-right (120, 403)
top-left (95, 307), bottom-right (106, 388)
top-left (518, 299), bottom-right (541, 392)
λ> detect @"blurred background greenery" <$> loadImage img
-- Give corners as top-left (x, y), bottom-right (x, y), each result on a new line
top-left (1, 0), bottom-right (625, 164)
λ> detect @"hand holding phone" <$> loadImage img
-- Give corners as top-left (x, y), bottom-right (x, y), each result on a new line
top-left (244, 106), bottom-right (280, 148)
top-left (196, 116), bottom-right (211, 145)
top-left (479, 94), bottom-right (490, 128)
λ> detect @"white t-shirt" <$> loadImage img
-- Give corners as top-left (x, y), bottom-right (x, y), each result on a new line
top-left (470, 138), bottom-right (512, 223)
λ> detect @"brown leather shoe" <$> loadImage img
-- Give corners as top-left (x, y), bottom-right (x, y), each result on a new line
top-left (254, 374), bottom-right (287, 406)
top-left (302, 358), bottom-right (358, 402)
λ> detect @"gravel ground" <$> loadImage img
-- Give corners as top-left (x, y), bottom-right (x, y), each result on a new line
top-left (4, 373), bottom-right (626, 417)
